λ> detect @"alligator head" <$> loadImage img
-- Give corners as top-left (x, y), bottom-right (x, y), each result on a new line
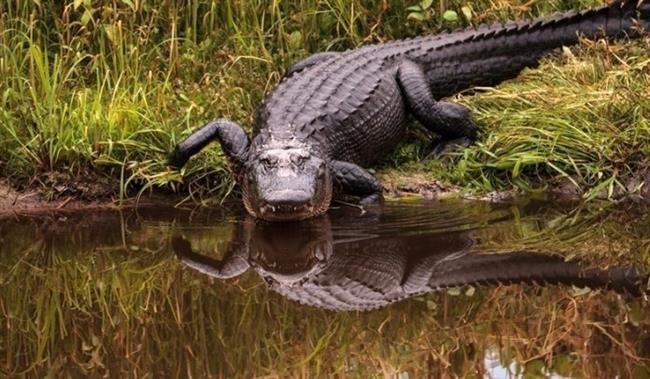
top-left (252, 220), bottom-right (333, 285)
top-left (173, 215), bottom-right (334, 284)
top-left (241, 139), bottom-right (333, 221)
top-left (167, 119), bottom-right (335, 222)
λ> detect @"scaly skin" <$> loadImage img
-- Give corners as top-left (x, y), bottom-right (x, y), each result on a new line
top-left (169, 1), bottom-right (650, 221)
top-left (172, 215), bottom-right (645, 312)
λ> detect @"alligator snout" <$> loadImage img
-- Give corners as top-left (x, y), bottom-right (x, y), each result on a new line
top-left (262, 189), bottom-right (312, 204)
top-left (258, 190), bottom-right (316, 220)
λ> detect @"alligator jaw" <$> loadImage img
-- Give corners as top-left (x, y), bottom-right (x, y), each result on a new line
top-left (258, 202), bottom-right (318, 221)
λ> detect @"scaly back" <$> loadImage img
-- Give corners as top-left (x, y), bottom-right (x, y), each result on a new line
top-left (391, 0), bottom-right (650, 98)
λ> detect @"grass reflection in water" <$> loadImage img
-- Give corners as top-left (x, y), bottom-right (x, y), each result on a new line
top-left (1, 199), bottom-right (649, 378)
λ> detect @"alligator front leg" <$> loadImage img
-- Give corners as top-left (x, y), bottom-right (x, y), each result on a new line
top-left (331, 160), bottom-right (383, 205)
top-left (172, 236), bottom-right (250, 279)
top-left (171, 218), bottom-right (254, 279)
top-left (168, 118), bottom-right (250, 174)
top-left (397, 60), bottom-right (478, 154)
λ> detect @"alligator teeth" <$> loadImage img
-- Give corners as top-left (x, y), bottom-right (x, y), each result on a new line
top-left (315, 249), bottom-right (324, 261)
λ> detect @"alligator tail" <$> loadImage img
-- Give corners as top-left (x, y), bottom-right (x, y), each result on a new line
top-left (427, 251), bottom-right (646, 295)
top-left (422, 1), bottom-right (650, 98)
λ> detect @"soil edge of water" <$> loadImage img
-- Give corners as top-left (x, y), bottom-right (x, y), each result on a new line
top-left (0, 179), bottom-right (181, 216)
top-left (2, 170), bottom-right (650, 216)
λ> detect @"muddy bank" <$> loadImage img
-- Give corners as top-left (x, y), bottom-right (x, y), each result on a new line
top-left (2, 170), bottom-right (649, 216)
top-left (378, 170), bottom-right (650, 203)
top-left (0, 179), bottom-right (179, 217)
top-left (0, 174), bottom-right (471, 216)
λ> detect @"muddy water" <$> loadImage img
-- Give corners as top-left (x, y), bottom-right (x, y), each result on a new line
top-left (1, 199), bottom-right (649, 378)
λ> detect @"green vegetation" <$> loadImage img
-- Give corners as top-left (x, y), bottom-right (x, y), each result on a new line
top-left (383, 37), bottom-right (650, 200)
top-left (0, 0), bottom-right (647, 203)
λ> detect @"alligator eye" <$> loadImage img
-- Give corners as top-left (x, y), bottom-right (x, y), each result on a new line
top-left (291, 155), bottom-right (306, 168)
top-left (260, 157), bottom-right (277, 169)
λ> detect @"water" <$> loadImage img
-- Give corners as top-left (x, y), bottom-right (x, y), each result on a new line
top-left (1, 199), bottom-right (649, 378)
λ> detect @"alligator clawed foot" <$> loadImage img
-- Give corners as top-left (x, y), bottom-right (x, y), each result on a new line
top-left (359, 193), bottom-right (383, 206)
top-left (424, 136), bottom-right (474, 162)
top-left (333, 194), bottom-right (382, 216)
top-left (167, 148), bottom-right (188, 170)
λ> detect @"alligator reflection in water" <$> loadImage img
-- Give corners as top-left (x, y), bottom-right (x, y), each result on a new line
top-left (3, 200), bottom-right (650, 377)
top-left (173, 214), bottom-right (645, 311)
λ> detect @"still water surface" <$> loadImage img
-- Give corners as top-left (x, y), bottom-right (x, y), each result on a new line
top-left (1, 199), bottom-right (649, 378)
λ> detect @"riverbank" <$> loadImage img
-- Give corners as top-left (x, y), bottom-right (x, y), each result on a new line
top-left (3, 166), bottom-right (648, 217)
top-left (1, 1), bottom-right (648, 208)
top-left (0, 178), bottom-right (180, 216)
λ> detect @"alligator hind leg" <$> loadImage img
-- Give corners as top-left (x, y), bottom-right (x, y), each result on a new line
top-left (168, 118), bottom-right (250, 173)
top-left (331, 160), bottom-right (383, 205)
top-left (397, 60), bottom-right (477, 155)
top-left (424, 136), bottom-right (474, 161)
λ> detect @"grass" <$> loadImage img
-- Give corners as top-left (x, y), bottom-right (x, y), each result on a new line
top-left (383, 36), bottom-right (650, 199)
top-left (1, 201), bottom-right (649, 377)
top-left (2, 0), bottom-right (646, 203)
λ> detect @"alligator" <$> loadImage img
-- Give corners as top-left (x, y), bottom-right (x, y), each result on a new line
top-left (169, 1), bottom-right (650, 221)
top-left (171, 214), bottom-right (646, 311)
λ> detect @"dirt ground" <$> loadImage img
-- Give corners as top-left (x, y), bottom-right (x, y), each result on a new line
top-left (0, 178), bottom-right (179, 217)
top-left (1, 170), bottom-right (648, 217)
top-left (0, 173), bottom-right (466, 216)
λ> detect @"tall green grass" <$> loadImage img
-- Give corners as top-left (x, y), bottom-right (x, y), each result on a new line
top-left (379, 35), bottom-right (650, 199)
top-left (449, 37), bottom-right (650, 198)
top-left (2, 0), bottom-right (644, 202)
